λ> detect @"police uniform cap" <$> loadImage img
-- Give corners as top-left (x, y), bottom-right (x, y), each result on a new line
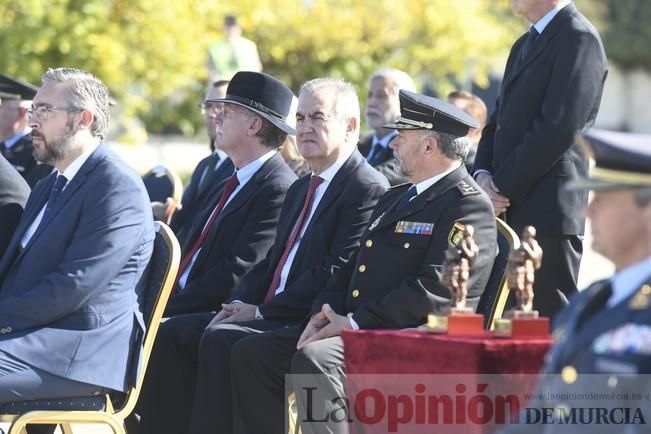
top-left (383, 89), bottom-right (479, 137)
top-left (568, 129), bottom-right (651, 191)
top-left (0, 74), bottom-right (38, 101)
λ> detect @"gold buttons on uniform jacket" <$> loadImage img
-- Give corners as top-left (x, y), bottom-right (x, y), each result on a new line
top-left (561, 366), bottom-right (578, 384)
top-left (365, 240), bottom-right (373, 248)
top-left (358, 265), bottom-right (366, 273)
top-left (352, 289), bottom-right (360, 298)
top-left (403, 242), bottom-right (410, 249)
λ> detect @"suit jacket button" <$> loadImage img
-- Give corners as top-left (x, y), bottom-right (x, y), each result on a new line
top-left (358, 265), bottom-right (366, 273)
top-left (561, 366), bottom-right (577, 384)
top-left (403, 242), bottom-right (410, 249)
top-left (365, 240), bottom-right (373, 248)
top-left (352, 289), bottom-right (360, 298)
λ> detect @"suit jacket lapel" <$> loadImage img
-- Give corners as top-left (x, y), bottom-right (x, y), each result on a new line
top-left (501, 4), bottom-right (576, 92)
top-left (192, 153), bottom-right (285, 270)
top-left (21, 146), bottom-right (107, 255)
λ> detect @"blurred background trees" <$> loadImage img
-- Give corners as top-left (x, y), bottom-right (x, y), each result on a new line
top-left (1, 0), bottom-right (647, 140)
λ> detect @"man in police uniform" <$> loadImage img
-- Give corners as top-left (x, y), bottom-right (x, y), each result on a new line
top-left (504, 129), bottom-right (651, 434)
top-left (228, 90), bottom-right (497, 434)
top-left (0, 74), bottom-right (53, 187)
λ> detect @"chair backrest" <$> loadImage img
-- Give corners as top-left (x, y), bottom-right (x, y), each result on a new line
top-left (114, 222), bottom-right (180, 419)
top-left (142, 165), bottom-right (184, 204)
top-left (475, 218), bottom-right (520, 330)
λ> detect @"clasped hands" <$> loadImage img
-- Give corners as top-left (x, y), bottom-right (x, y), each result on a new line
top-left (475, 172), bottom-right (510, 215)
top-left (208, 302), bottom-right (258, 327)
top-left (296, 304), bottom-right (352, 349)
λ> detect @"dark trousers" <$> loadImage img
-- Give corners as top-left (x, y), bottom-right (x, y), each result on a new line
top-left (232, 325), bottom-right (348, 434)
top-left (531, 235), bottom-right (582, 319)
top-left (136, 313), bottom-right (283, 434)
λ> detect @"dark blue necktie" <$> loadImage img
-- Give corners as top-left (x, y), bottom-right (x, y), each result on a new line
top-left (519, 27), bottom-right (539, 63)
top-left (366, 141), bottom-right (382, 164)
top-left (43, 175), bottom-right (68, 222)
top-left (396, 185), bottom-right (417, 210)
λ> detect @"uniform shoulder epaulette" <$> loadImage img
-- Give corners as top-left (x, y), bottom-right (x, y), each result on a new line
top-left (457, 180), bottom-right (479, 196)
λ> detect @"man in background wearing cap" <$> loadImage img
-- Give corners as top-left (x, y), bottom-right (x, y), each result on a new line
top-left (0, 151), bottom-right (29, 255)
top-left (228, 90), bottom-right (497, 434)
top-left (359, 68), bottom-right (416, 185)
top-left (502, 130), bottom-right (651, 434)
top-left (0, 74), bottom-right (53, 187)
top-left (473, 0), bottom-right (608, 319)
top-left (166, 80), bottom-right (234, 246)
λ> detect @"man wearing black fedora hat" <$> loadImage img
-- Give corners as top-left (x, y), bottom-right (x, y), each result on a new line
top-left (0, 74), bottom-right (53, 187)
top-left (229, 90), bottom-right (497, 434)
top-left (501, 129), bottom-right (651, 434)
top-left (162, 71), bottom-right (298, 317)
top-left (135, 70), bottom-right (298, 434)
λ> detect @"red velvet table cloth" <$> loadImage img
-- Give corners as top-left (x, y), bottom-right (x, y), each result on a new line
top-left (341, 329), bottom-right (552, 434)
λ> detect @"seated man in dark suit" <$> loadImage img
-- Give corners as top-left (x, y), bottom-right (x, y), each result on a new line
top-left (163, 71), bottom-right (297, 317)
top-left (166, 80), bottom-right (234, 244)
top-left (0, 67), bottom-right (154, 403)
top-left (136, 78), bottom-right (390, 434)
top-left (358, 68), bottom-right (416, 186)
top-left (448, 90), bottom-right (487, 173)
top-left (0, 74), bottom-right (53, 187)
top-left (230, 90), bottom-right (498, 434)
top-left (0, 152), bottom-right (30, 255)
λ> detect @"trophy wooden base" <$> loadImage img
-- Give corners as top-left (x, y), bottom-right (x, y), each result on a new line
top-left (427, 308), bottom-right (484, 336)
top-left (494, 310), bottom-right (549, 338)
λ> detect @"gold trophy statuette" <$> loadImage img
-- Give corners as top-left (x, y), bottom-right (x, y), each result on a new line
top-left (428, 225), bottom-right (485, 336)
top-left (494, 226), bottom-right (550, 338)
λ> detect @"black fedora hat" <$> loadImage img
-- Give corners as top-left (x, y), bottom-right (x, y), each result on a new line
top-left (206, 71), bottom-right (295, 134)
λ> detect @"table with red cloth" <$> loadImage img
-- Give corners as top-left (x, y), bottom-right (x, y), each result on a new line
top-left (341, 329), bottom-right (553, 434)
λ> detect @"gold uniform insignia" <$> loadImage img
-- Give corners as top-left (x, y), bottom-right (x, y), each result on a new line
top-left (447, 222), bottom-right (466, 246)
top-left (629, 285), bottom-right (651, 310)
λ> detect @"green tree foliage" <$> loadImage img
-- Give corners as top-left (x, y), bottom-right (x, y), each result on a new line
top-left (0, 0), bottom-right (519, 138)
top-left (576, 0), bottom-right (651, 71)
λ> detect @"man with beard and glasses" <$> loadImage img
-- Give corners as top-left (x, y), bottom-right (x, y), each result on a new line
top-left (0, 68), bottom-right (154, 405)
top-left (358, 68), bottom-right (416, 185)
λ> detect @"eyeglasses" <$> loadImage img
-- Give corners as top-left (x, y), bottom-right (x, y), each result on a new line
top-left (27, 104), bottom-right (83, 122)
top-left (198, 101), bottom-right (223, 115)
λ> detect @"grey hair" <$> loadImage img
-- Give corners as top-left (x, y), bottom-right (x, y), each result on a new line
top-left (298, 78), bottom-right (360, 141)
top-left (41, 68), bottom-right (110, 139)
top-left (423, 130), bottom-right (471, 161)
top-left (368, 68), bottom-right (416, 94)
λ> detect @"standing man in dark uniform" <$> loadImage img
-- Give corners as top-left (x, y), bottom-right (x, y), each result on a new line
top-left (0, 74), bottom-right (53, 187)
top-left (503, 130), bottom-right (651, 434)
top-left (358, 68), bottom-right (416, 186)
top-left (230, 90), bottom-right (497, 434)
top-left (0, 152), bottom-right (29, 255)
top-left (473, 0), bottom-right (608, 319)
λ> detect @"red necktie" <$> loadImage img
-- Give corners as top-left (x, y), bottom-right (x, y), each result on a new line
top-left (173, 173), bottom-right (240, 292)
top-left (264, 175), bottom-right (324, 301)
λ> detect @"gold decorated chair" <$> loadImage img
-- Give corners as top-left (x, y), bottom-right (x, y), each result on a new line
top-left (475, 218), bottom-right (521, 330)
top-left (0, 222), bottom-right (180, 434)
